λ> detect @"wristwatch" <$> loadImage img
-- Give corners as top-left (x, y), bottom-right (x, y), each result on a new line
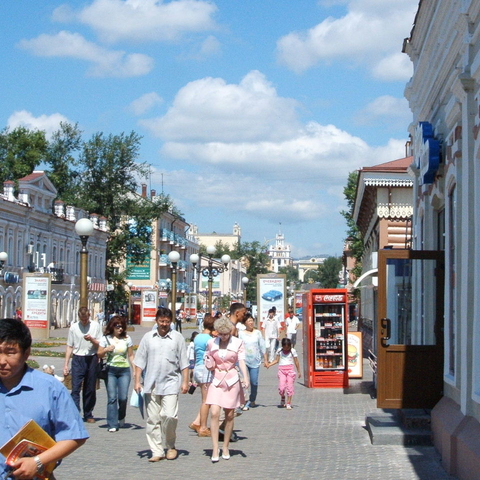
top-left (33, 456), bottom-right (45, 474)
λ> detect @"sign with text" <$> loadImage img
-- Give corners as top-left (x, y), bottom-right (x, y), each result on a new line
top-left (141, 290), bottom-right (157, 324)
top-left (23, 274), bottom-right (51, 339)
top-left (257, 274), bottom-right (286, 325)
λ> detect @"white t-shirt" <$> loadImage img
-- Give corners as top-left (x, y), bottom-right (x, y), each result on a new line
top-left (286, 316), bottom-right (300, 335)
top-left (276, 348), bottom-right (298, 366)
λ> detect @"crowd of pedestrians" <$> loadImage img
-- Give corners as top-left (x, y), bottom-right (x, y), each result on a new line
top-left (0, 302), bottom-right (303, 477)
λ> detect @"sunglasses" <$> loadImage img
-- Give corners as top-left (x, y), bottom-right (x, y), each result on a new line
top-left (114, 324), bottom-right (123, 328)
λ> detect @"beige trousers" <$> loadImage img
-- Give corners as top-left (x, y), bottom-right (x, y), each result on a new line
top-left (144, 391), bottom-right (179, 456)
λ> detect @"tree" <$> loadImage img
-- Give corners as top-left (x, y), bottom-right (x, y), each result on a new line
top-left (45, 122), bottom-right (82, 203)
top-left (317, 256), bottom-right (343, 288)
top-left (69, 131), bottom-right (172, 306)
top-left (278, 265), bottom-right (299, 285)
top-left (235, 241), bottom-right (270, 303)
top-left (341, 171), bottom-right (363, 279)
top-left (0, 126), bottom-right (47, 185)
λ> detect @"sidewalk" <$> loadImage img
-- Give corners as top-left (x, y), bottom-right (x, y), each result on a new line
top-left (33, 325), bottom-right (456, 480)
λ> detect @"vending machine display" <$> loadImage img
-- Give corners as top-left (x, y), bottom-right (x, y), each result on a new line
top-left (303, 289), bottom-right (349, 388)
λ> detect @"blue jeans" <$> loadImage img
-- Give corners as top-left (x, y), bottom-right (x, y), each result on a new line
top-left (105, 366), bottom-right (131, 429)
top-left (246, 366), bottom-right (260, 403)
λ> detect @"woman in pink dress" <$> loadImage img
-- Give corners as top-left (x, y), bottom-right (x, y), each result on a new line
top-left (205, 316), bottom-right (249, 462)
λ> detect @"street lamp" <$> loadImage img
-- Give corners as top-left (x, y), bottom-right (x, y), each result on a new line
top-left (75, 218), bottom-right (94, 309)
top-left (168, 250), bottom-right (181, 314)
top-left (127, 282), bottom-right (133, 324)
top-left (190, 246), bottom-right (230, 314)
top-left (242, 276), bottom-right (249, 304)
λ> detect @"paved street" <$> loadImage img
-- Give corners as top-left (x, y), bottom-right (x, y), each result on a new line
top-left (34, 324), bottom-right (456, 480)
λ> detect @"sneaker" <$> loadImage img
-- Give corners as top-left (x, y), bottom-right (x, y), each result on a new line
top-left (286, 404), bottom-right (292, 410)
top-left (279, 397), bottom-right (286, 408)
top-left (108, 428), bottom-right (118, 432)
top-left (249, 401), bottom-right (256, 408)
top-left (242, 402), bottom-right (250, 411)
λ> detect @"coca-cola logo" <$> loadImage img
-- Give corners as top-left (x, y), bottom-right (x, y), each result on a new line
top-left (314, 294), bottom-right (344, 303)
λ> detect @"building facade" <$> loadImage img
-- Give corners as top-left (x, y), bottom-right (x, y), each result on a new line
top-left (0, 172), bottom-right (108, 327)
top-left (352, 157), bottom-right (414, 359)
top-left (189, 222), bottom-right (242, 250)
top-left (403, 2), bottom-right (480, 477)
top-left (268, 232), bottom-right (293, 273)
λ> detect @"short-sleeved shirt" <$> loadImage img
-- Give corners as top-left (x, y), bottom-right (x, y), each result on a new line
top-left (263, 318), bottom-right (281, 339)
top-left (134, 329), bottom-right (188, 395)
top-left (99, 335), bottom-right (133, 368)
top-left (193, 333), bottom-right (212, 366)
top-left (276, 348), bottom-right (298, 366)
top-left (67, 321), bottom-right (102, 356)
top-left (239, 330), bottom-right (266, 368)
top-left (286, 316), bottom-right (300, 335)
top-left (0, 368), bottom-right (89, 478)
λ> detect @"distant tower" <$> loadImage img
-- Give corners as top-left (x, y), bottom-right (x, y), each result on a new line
top-left (233, 222), bottom-right (241, 236)
top-left (268, 231), bottom-right (292, 273)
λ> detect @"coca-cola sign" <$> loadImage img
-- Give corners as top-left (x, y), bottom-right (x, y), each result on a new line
top-left (314, 294), bottom-right (345, 303)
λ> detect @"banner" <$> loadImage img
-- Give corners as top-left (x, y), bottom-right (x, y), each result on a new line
top-left (141, 290), bottom-right (158, 323)
top-left (257, 274), bottom-right (286, 325)
top-left (23, 274), bottom-right (51, 334)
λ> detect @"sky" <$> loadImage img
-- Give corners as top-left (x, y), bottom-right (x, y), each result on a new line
top-left (0, 0), bottom-right (419, 258)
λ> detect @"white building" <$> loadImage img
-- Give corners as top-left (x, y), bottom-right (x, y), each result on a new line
top-left (268, 232), bottom-right (292, 273)
top-left (0, 172), bottom-right (108, 327)
top-left (403, 2), bottom-right (480, 477)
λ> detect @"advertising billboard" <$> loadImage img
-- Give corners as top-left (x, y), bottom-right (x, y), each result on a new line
top-left (257, 274), bottom-right (286, 324)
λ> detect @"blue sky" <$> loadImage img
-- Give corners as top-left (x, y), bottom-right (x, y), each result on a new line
top-left (0, 0), bottom-right (418, 257)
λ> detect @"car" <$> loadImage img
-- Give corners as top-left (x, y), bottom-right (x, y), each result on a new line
top-left (262, 290), bottom-right (283, 302)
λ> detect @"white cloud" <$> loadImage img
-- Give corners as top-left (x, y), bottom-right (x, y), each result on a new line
top-left (142, 71), bottom-right (406, 226)
top-left (276, 0), bottom-right (417, 77)
top-left (372, 52), bottom-right (412, 81)
top-left (129, 93), bottom-right (164, 116)
top-left (54, 0), bottom-right (218, 43)
top-left (7, 111), bottom-right (70, 139)
top-left (18, 31), bottom-right (154, 78)
top-left (355, 95), bottom-right (411, 128)
top-left (142, 70), bottom-right (301, 142)
top-left (199, 35), bottom-right (221, 56)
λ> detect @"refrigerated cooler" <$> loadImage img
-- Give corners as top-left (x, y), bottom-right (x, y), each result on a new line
top-left (303, 288), bottom-right (349, 388)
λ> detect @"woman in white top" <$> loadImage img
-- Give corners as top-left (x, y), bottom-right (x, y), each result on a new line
top-left (239, 314), bottom-right (266, 410)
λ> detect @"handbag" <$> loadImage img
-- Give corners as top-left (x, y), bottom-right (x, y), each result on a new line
top-left (204, 352), bottom-right (215, 371)
top-left (97, 336), bottom-right (111, 380)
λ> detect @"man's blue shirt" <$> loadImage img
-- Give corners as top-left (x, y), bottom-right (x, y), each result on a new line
top-left (0, 367), bottom-right (89, 477)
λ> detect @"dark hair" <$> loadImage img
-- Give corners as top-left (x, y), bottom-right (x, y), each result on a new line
top-left (156, 307), bottom-right (173, 321)
top-left (281, 338), bottom-right (292, 348)
top-left (190, 331), bottom-right (199, 342)
top-left (202, 314), bottom-right (215, 331)
top-left (0, 318), bottom-right (32, 352)
top-left (268, 308), bottom-right (275, 314)
top-left (229, 302), bottom-right (245, 315)
top-left (104, 315), bottom-right (127, 338)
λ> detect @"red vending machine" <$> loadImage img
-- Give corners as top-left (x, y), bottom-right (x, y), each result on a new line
top-left (303, 288), bottom-right (349, 388)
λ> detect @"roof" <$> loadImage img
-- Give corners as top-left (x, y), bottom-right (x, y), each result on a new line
top-left (361, 156), bottom-right (413, 173)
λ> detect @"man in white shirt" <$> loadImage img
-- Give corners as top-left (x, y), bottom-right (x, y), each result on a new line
top-left (285, 310), bottom-right (301, 348)
top-left (134, 307), bottom-right (189, 463)
top-left (262, 309), bottom-right (281, 362)
top-left (63, 307), bottom-right (102, 422)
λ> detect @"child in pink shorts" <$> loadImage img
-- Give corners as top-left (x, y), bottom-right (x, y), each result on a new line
top-left (267, 338), bottom-right (301, 409)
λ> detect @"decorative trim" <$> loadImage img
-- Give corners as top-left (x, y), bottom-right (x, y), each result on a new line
top-left (377, 203), bottom-right (414, 218)
top-left (364, 179), bottom-right (413, 187)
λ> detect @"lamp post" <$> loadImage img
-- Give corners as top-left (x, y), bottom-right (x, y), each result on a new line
top-left (190, 246), bottom-right (230, 314)
top-left (127, 282), bottom-right (133, 324)
top-left (75, 218), bottom-right (94, 310)
top-left (242, 276), bottom-right (249, 304)
top-left (168, 250), bottom-right (181, 314)
top-left (0, 252), bottom-right (7, 314)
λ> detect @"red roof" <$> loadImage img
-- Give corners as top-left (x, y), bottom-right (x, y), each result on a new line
top-left (18, 171), bottom-right (45, 182)
top-left (361, 156), bottom-right (413, 173)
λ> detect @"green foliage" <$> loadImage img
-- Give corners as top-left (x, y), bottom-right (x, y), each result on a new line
top-left (341, 171), bottom-right (364, 280)
top-left (278, 265), bottom-right (299, 284)
top-left (317, 256), bottom-right (343, 288)
top-left (0, 127), bottom-right (48, 185)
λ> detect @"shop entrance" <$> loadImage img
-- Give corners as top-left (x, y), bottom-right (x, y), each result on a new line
top-left (376, 249), bottom-right (444, 409)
